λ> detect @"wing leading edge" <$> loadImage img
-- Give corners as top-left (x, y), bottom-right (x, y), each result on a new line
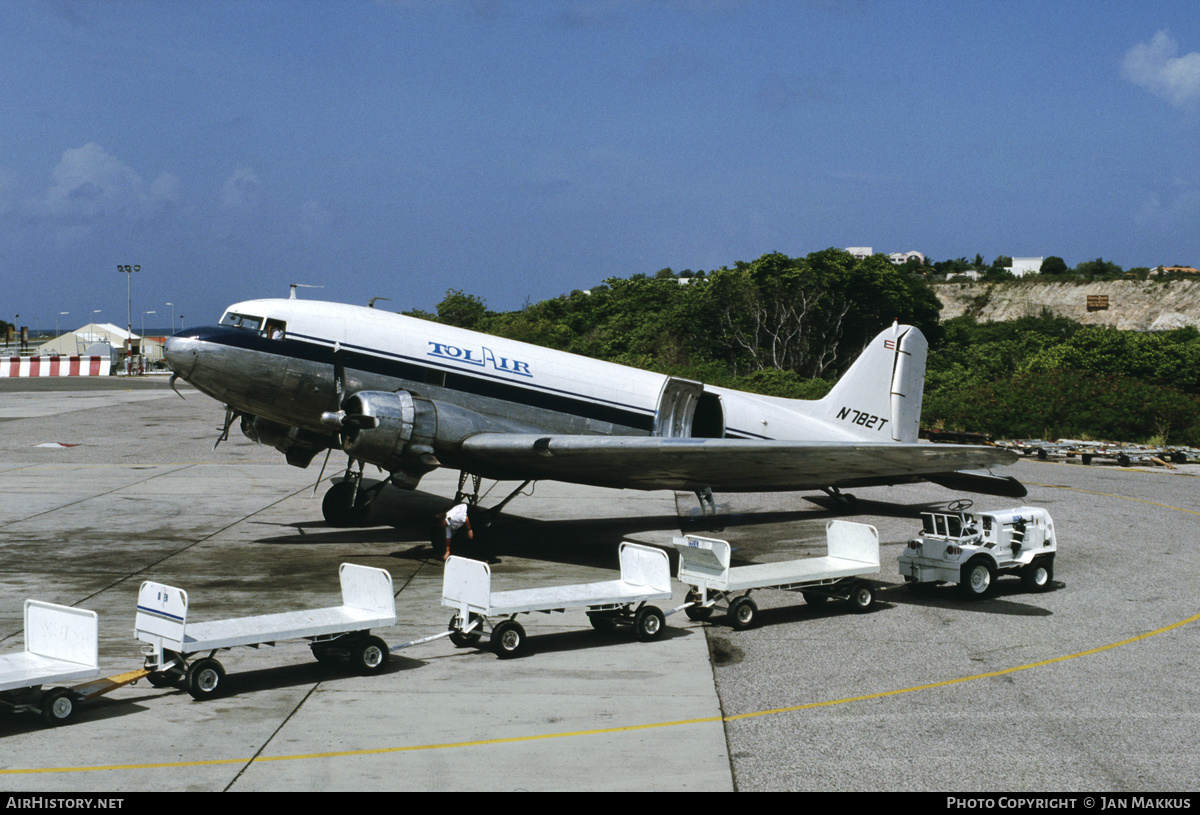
top-left (456, 434), bottom-right (1022, 494)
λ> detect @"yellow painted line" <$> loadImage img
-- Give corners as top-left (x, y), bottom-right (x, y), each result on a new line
top-left (4, 486), bottom-right (1198, 777)
top-left (4, 609), bottom-right (1197, 777)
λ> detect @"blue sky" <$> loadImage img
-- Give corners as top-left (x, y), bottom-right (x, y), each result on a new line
top-left (3, 0), bottom-right (1199, 332)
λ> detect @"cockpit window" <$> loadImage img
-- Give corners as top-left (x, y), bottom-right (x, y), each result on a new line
top-left (220, 312), bottom-right (263, 331)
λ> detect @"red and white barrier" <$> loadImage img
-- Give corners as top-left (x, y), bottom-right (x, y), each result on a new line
top-left (1, 356), bottom-right (111, 377)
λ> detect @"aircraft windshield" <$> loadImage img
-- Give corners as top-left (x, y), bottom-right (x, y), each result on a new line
top-left (220, 312), bottom-right (263, 331)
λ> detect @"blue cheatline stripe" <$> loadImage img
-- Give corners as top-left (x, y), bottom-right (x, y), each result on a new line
top-left (136, 605), bottom-right (185, 624)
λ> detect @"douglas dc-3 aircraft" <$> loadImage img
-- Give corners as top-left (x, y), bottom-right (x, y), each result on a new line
top-left (163, 296), bottom-right (1024, 527)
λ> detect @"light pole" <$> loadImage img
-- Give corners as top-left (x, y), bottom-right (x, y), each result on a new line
top-left (57, 312), bottom-right (69, 337)
top-left (118, 264), bottom-right (140, 373)
top-left (166, 302), bottom-right (174, 335)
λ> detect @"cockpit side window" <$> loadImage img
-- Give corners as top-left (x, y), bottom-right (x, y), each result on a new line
top-left (263, 320), bottom-right (287, 340)
top-left (220, 312), bottom-right (264, 331)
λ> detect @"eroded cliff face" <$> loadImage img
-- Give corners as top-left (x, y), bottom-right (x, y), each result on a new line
top-left (934, 279), bottom-right (1200, 331)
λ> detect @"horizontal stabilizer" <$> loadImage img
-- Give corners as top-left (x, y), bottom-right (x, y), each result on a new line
top-left (925, 470), bottom-right (1028, 498)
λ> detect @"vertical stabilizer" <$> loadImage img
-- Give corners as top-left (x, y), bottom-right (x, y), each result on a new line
top-left (818, 323), bottom-right (927, 442)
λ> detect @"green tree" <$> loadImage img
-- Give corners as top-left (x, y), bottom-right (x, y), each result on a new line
top-left (1040, 256), bottom-right (1068, 275)
top-left (435, 289), bottom-right (488, 329)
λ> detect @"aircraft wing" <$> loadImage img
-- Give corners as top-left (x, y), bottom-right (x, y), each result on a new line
top-left (457, 434), bottom-right (1024, 495)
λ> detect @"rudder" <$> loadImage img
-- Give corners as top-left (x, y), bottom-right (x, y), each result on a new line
top-left (819, 323), bottom-right (927, 443)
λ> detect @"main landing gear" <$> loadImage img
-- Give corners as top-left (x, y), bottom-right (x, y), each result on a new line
top-left (321, 460), bottom-right (388, 527)
top-left (320, 463), bottom-right (534, 529)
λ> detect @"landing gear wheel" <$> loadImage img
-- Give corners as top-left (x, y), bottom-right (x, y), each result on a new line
top-left (322, 481), bottom-right (371, 527)
top-left (1021, 558), bottom-right (1054, 592)
top-left (634, 606), bottom-right (666, 641)
top-left (491, 620), bottom-right (527, 659)
top-left (729, 596), bottom-right (758, 630)
top-left (351, 636), bottom-right (389, 675)
top-left (960, 560), bottom-right (996, 599)
top-left (684, 589), bottom-right (714, 622)
top-left (448, 613), bottom-right (484, 648)
top-left (847, 581), bottom-right (876, 613)
top-left (40, 687), bottom-right (77, 726)
top-left (185, 658), bottom-right (226, 700)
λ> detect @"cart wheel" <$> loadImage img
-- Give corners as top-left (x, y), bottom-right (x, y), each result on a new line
top-left (729, 596), bottom-right (758, 630)
top-left (310, 643), bottom-right (339, 665)
top-left (146, 670), bottom-right (180, 688)
top-left (587, 612), bottom-right (619, 634)
top-left (684, 590), bottom-right (714, 622)
top-left (448, 613), bottom-right (484, 648)
top-left (847, 581), bottom-right (876, 613)
top-left (960, 559), bottom-right (996, 599)
top-left (351, 636), bottom-right (390, 675)
top-left (40, 687), bottom-right (77, 726)
top-left (801, 591), bottom-right (828, 607)
top-left (634, 605), bottom-right (666, 642)
top-left (186, 658), bottom-right (226, 700)
top-left (491, 620), bottom-right (527, 659)
top-left (1020, 558), bottom-right (1054, 592)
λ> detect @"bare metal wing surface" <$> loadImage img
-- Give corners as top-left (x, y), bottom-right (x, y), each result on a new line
top-left (456, 434), bottom-right (1020, 493)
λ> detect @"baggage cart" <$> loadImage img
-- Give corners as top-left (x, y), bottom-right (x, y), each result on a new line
top-left (0, 600), bottom-right (101, 726)
top-left (136, 563), bottom-right (396, 699)
top-left (674, 520), bottom-right (880, 629)
top-left (443, 541), bottom-right (672, 658)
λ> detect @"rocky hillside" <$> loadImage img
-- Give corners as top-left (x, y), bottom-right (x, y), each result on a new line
top-left (933, 279), bottom-right (1200, 331)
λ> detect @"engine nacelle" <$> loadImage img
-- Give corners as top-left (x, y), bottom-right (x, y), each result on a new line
top-left (331, 390), bottom-right (522, 489)
top-left (241, 415), bottom-right (328, 468)
top-left (338, 391), bottom-right (438, 482)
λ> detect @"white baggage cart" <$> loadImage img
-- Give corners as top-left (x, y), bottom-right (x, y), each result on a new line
top-left (136, 563), bottom-right (396, 699)
top-left (443, 541), bottom-right (673, 658)
top-left (0, 600), bottom-right (100, 726)
top-left (674, 520), bottom-right (880, 629)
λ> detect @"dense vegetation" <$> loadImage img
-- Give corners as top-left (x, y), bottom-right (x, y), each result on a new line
top-left (411, 249), bottom-right (1200, 446)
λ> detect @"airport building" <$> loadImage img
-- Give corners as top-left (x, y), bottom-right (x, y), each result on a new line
top-left (36, 322), bottom-right (163, 367)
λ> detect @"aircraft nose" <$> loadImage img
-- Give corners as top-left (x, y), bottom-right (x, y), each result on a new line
top-left (163, 332), bottom-right (199, 379)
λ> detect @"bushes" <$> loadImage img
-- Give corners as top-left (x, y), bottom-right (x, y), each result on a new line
top-left (924, 322), bottom-right (1200, 445)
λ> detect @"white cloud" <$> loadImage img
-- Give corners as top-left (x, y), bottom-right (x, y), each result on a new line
top-left (1122, 30), bottom-right (1200, 109)
top-left (221, 165), bottom-right (261, 209)
top-left (41, 143), bottom-right (178, 220)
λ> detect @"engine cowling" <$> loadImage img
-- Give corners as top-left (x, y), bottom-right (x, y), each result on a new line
top-left (335, 391), bottom-right (439, 487)
top-left (325, 389), bottom-right (524, 489)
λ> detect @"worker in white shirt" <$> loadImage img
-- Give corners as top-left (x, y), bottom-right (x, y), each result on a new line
top-left (436, 502), bottom-right (473, 561)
